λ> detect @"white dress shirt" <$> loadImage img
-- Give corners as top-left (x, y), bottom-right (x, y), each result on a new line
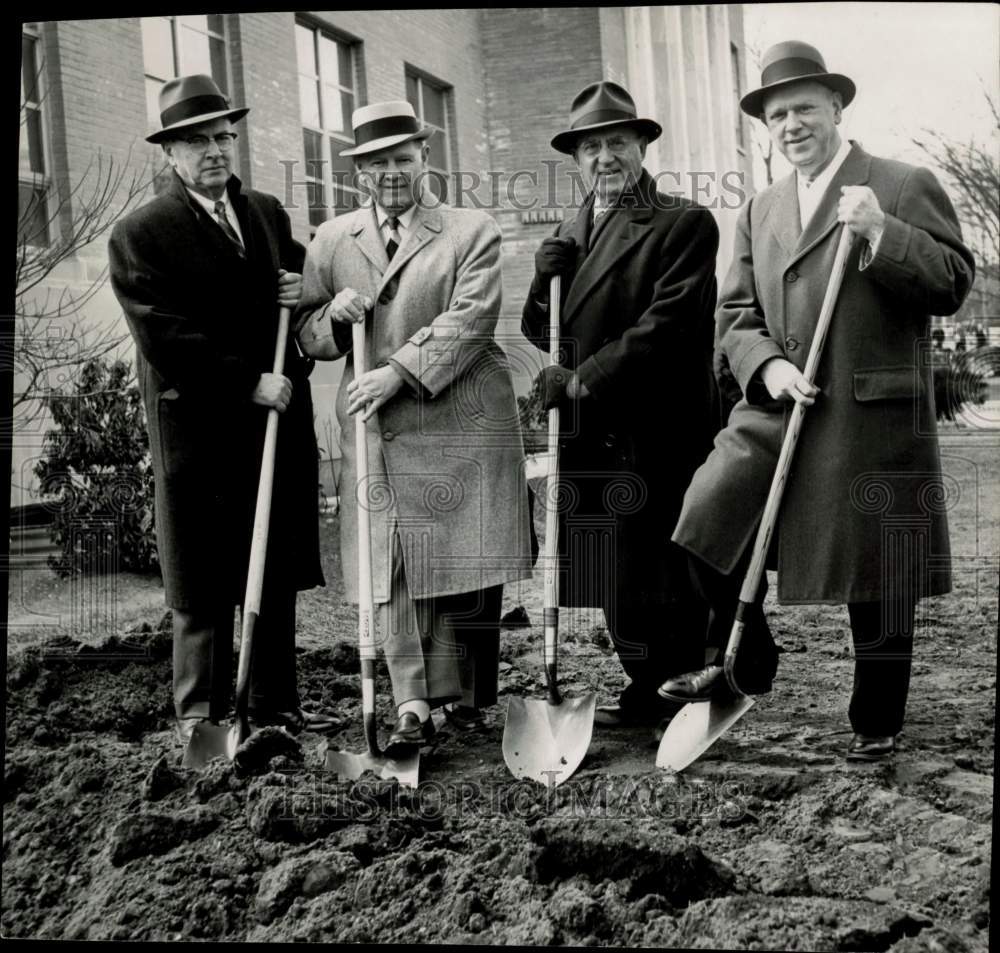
top-left (186, 187), bottom-right (244, 244)
top-left (796, 137), bottom-right (852, 232)
top-left (375, 203), bottom-right (416, 248)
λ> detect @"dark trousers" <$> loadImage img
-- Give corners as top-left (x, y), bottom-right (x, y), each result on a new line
top-left (687, 552), bottom-right (916, 737)
top-left (172, 583), bottom-right (300, 721)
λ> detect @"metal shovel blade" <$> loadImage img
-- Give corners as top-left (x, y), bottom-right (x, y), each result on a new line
top-left (502, 692), bottom-right (597, 787)
top-left (655, 694), bottom-right (756, 772)
top-left (322, 744), bottom-right (420, 790)
top-left (182, 721), bottom-right (243, 770)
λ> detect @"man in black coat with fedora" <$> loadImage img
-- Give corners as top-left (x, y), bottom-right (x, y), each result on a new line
top-left (522, 81), bottom-right (721, 738)
top-left (109, 74), bottom-right (331, 745)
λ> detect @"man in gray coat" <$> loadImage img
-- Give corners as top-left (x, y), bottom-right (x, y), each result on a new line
top-left (660, 43), bottom-right (974, 761)
top-left (297, 101), bottom-right (533, 750)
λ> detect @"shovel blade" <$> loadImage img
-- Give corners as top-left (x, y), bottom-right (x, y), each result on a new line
top-left (182, 722), bottom-right (242, 770)
top-left (655, 694), bottom-right (756, 772)
top-left (322, 745), bottom-right (420, 790)
top-left (502, 693), bottom-right (596, 787)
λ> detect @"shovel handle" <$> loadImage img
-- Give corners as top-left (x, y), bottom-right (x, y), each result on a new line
top-left (234, 305), bottom-right (292, 713)
top-left (543, 275), bottom-right (562, 703)
top-left (725, 225), bottom-right (854, 693)
top-left (352, 319), bottom-right (381, 756)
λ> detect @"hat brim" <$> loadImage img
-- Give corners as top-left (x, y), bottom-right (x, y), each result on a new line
top-left (339, 126), bottom-right (434, 158)
top-left (146, 107), bottom-right (250, 144)
top-left (551, 117), bottom-right (662, 155)
top-left (740, 73), bottom-right (855, 119)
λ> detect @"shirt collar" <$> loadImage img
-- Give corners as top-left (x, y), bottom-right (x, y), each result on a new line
top-left (797, 137), bottom-right (852, 192)
top-left (375, 203), bottom-right (416, 231)
top-left (186, 187), bottom-right (232, 216)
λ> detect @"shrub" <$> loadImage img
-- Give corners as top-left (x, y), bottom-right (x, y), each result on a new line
top-left (34, 357), bottom-right (159, 576)
top-left (933, 348), bottom-right (993, 422)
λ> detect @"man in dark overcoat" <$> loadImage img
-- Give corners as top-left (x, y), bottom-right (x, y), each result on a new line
top-left (522, 81), bottom-right (721, 736)
top-left (109, 75), bottom-right (329, 744)
top-left (661, 43), bottom-right (975, 762)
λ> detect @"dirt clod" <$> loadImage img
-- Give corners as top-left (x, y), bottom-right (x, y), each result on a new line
top-left (108, 806), bottom-right (219, 866)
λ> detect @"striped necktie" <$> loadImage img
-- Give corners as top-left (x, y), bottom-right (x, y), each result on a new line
top-left (385, 216), bottom-right (400, 261)
top-left (213, 200), bottom-right (245, 257)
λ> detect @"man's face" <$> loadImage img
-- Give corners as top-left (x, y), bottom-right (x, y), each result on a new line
top-left (573, 125), bottom-right (646, 204)
top-left (163, 117), bottom-right (237, 199)
top-left (354, 140), bottom-right (428, 214)
top-left (762, 81), bottom-right (842, 177)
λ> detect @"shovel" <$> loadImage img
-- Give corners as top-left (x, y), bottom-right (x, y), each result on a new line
top-left (322, 319), bottom-right (419, 789)
top-left (183, 305), bottom-right (292, 770)
top-left (503, 274), bottom-right (597, 787)
top-left (657, 223), bottom-right (855, 773)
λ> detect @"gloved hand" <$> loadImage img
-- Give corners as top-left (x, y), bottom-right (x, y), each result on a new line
top-left (531, 364), bottom-right (573, 410)
top-left (534, 237), bottom-right (577, 282)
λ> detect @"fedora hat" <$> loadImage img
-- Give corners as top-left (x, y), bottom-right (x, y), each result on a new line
top-left (551, 81), bottom-right (661, 155)
top-left (740, 40), bottom-right (856, 118)
top-left (146, 74), bottom-right (249, 144)
top-left (339, 101), bottom-right (434, 157)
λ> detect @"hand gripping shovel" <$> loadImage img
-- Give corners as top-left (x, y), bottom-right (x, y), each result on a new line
top-left (503, 274), bottom-right (597, 787)
top-left (657, 224), bottom-right (855, 772)
top-left (322, 319), bottom-right (419, 789)
top-left (184, 306), bottom-right (292, 769)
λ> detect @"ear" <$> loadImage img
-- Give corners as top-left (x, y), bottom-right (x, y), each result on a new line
top-left (420, 142), bottom-right (431, 163)
top-left (638, 136), bottom-right (648, 159)
top-left (831, 90), bottom-right (843, 123)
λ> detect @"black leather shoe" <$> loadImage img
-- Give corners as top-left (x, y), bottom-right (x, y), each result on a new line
top-left (443, 704), bottom-right (487, 732)
top-left (846, 733), bottom-right (895, 762)
top-left (249, 707), bottom-right (339, 735)
top-left (176, 716), bottom-right (211, 746)
top-left (386, 711), bottom-right (436, 752)
top-left (657, 664), bottom-right (727, 703)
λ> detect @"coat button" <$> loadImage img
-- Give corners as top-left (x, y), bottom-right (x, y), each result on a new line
top-left (785, 271), bottom-right (798, 282)
top-left (382, 431), bottom-right (395, 441)
top-left (785, 337), bottom-right (799, 352)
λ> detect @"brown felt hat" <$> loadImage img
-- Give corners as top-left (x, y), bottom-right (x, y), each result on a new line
top-left (551, 81), bottom-right (661, 155)
top-left (146, 74), bottom-right (249, 144)
top-left (740, 40), bottom-right (856, 118)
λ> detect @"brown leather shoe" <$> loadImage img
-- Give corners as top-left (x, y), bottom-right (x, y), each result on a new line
top-left (386, 711), bottom-right (436, 752)
top-left (846, 733), bottom-right (895, 762)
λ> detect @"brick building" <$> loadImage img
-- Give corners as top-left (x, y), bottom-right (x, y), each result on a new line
top-left (15, 7), bottom-right (752, 507)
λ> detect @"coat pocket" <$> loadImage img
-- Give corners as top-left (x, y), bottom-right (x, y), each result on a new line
top-left (157, 388), bottom-right (195, 479)
top-left (853, 366), bottom-right (924, 402)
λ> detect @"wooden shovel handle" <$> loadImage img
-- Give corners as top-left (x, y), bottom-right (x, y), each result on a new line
top-left (544, 275), bottom-right (562, 704)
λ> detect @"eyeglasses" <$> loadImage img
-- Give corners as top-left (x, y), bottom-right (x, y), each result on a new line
top-left (576, 134), bottom-right (637, 157)
top-left (179, 132), bottom-right (239, 153)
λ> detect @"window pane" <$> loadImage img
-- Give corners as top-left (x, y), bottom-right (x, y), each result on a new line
top-left (146, 77), bottom-right (163, 125)
top-left (141, 17), bottom-right (175, 80)
top-left (21, 35), bottom-right (38, 105)
top-left (295, 24), bottom-right (316, 74)
top-left (422, 84), bottom-right (447, 129)
top-left (405, 72), bottom-right (419, 109)
top-left (207, 14), bottom-right (225, 35)
top-left (329, 141), bottom-right (355, 182)
top-left (333, 188), bottom-right (362, 217)
top-left (298, 76), bottom-right (320, 128)
top-left (303, 128), bottom-right (324, 174)
top-left (337, 42), bottom-right (353, 88)
top-left (210, 38), bottom-right (227, 91)
top-left (427, 131), bottom-right (448, 171)
top-left (179, 26), bottom-right (212, 76)
top-left (179, 14), bottom-right (208, 33)
top-left (21, 109), bottom-right (45, 174)
top-left (319, 35), bottom-right (348, 88)
top-left (307, 181), bottom-right (327, 228)
top-left (18, 183), bottom-right (49, 248)
top-left (322, 84), bottom-right (348, 134)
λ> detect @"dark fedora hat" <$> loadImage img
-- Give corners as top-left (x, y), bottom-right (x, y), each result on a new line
top-left (339, 101), bottom-right (433, 157)
top-left (146, 74), bottom-right (249, 144)
top-left (551, 81), bottom-right (661, 155)
top-left (740, 40), bottom-right (856, 118)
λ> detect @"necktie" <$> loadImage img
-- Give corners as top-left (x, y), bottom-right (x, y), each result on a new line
top-left (213, 200), bottom-right (245, 257)
top-left (589, 205), bottom-right (612, 250)
top-left (385, 216), bottom-right (400, 261)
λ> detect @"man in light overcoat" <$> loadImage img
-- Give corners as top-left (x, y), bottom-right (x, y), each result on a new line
top-left (297, 101), bottom-right (533, 749)
top-left (661, 43), bottom-right (975, 762)
top-left (522, 82), bottom-right (721, 738)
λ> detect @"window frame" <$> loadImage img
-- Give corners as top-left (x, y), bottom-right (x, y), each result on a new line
top-left (404, 67), bottom-right (453, 201)
top-left (295, 19), bottom-right (364, 233)
top-left (19, 22), bottom-right (52, 249)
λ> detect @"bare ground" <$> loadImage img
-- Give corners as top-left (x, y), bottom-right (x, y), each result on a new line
top-left (3, 433), bottom-right (996, 948)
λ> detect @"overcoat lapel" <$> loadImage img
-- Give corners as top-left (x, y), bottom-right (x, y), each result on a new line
top-left (349, 206), bottom-right (390, 276)
top-left (786, 143), bottom-right (872, 270)
top-left (768, 175), bottom-right (802, 261)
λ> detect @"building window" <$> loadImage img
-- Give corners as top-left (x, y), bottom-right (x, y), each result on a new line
top-left (19, 25), bottom-right (49, 248)
top-left (405, 70), bottom-right (452, 201)
top-left (295, 21), bottom-right (363, 231)
top-left (730, 42), bottom-right (746, 151)
top-left (141, 15), bottom-right (228, 128)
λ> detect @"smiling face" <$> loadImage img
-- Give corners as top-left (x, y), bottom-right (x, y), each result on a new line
top-left (162, 116), bottom-right (236, 200)
top-left (572, 124), bottom-right (646, 205)
top-left (354, 139), bottom-right (428, 215)
top-left (762, 80), bottom-right (843, 178)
